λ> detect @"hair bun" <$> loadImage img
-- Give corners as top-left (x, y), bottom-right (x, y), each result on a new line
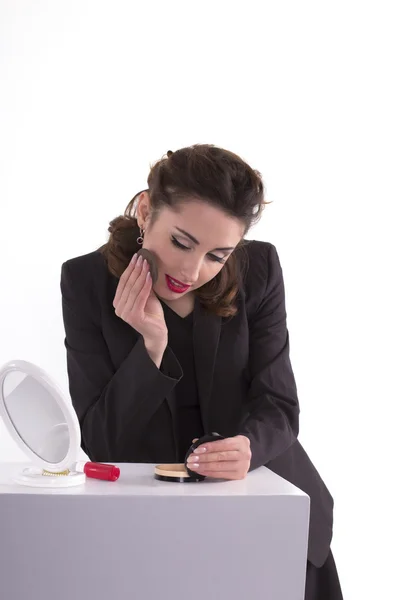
top-left (107, 216), bottom-right (119, 234)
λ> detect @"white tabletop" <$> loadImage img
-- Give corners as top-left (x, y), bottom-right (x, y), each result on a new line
top-left (0, 462), bottom-right (310, 600)
top-left (0, 461), bottom-right (308, 497)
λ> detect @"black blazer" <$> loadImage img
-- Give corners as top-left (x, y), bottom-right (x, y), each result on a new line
top-left (60, 240), bottom-right (334, 568)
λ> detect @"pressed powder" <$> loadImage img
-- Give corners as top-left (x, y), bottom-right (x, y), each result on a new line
top-left (154, 433), bottom-right (225, 483)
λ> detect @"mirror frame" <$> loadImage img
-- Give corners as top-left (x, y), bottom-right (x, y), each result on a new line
top-left (0, 359), bottom-right (81, 472)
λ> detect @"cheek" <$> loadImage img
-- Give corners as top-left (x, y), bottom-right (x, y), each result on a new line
top-left (148, 243), bottom-right (172, 269)
top-left (159, 249), bottom-right (179, 274)
top-left (199, 262), bottom-right (224, 283)
top-left (143, 244), bottom-right (172, 285)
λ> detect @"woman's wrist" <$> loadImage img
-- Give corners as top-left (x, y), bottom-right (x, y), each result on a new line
top-left (144, 338), bottom-right (167, 368)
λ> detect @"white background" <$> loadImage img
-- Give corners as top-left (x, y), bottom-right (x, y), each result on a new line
top-left (1, 1), bottom-right (399, 597)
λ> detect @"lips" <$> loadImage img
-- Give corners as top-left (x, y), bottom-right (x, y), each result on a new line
top-left (167, 275), bottom-right (190, 287)
top-left (166, 275), bottom-right (191, 293)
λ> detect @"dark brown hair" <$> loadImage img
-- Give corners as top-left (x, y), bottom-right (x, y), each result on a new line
top-left (99, 144), bottom-right (269, 317)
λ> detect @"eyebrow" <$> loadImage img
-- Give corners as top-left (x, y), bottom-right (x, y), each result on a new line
top-left (174, 227), bottom-right (235, 252)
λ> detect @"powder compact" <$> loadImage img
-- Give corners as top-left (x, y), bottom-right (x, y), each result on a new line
top-left (154, 433), bottom-right (225, 482)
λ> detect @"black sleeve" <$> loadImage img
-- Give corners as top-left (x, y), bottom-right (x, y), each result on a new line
top-left (60, 260), bottom-right (183, 458)
top-left (240, 244), bottom-right (300, 469)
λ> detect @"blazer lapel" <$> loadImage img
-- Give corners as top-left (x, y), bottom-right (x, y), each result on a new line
top-left (192, 297), bottom-right (222, 431)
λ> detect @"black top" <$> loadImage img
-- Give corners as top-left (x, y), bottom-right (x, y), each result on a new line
top-left (161, 301), bottom-right (204, 461)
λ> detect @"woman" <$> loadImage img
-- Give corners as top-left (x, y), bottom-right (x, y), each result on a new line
top-left (61, 144), bottom-right (343, 599)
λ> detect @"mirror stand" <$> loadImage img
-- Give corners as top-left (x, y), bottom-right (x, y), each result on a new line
top-left (14, 466), bottom-right (85, 488)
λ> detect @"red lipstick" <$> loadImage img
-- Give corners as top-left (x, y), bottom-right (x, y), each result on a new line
top-left (74, 461), bottom-right (120, 481)
top-left (166, 275), bottom-right (190, 293)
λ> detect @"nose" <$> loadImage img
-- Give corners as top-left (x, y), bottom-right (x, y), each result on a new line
top-left (179, 256), bottom-right (202, 285)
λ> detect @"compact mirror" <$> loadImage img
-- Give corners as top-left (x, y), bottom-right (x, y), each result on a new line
top-left (0, 360), bottom-right (85, 487)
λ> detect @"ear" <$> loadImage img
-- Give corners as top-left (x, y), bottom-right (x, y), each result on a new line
top-left (136, 191), bottom-right (152, 227)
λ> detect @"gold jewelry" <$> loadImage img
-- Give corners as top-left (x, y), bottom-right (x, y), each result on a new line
top-left (42, 469), bottom-right (70, 476)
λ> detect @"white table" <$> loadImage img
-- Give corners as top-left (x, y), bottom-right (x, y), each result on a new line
top-left (0, 462), bottom-right (310, 600)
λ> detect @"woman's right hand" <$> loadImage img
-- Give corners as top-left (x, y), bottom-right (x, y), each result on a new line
top-left (113, 253), bottom-right (168, 345)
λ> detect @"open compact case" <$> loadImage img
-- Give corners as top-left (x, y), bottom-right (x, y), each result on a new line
top-left (155, 433), bottom-right (225, 482)
top-left (0, 359), bottom-right (119, 488)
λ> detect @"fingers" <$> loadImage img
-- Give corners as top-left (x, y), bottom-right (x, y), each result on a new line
top-left (191, 437), bottom-right (245, 455)
top-left (113, 253), bottom-right (139, 308)
top-left (119, 255), bottom-right (147, 312)
top-left (187, 450), bottom-right (242, 464)
top-left (185, 435), bottom-right (252, 481)
top-left (135, 271), bottom-right (153, 315)
top-left (188, 461), bottom-right (249, 480)
top-left (188, 460), bottom-right (242, 472)
top-left (114, 254), bottom-right (150, 318)
top-left (124, 261), bottom-right (151, 315)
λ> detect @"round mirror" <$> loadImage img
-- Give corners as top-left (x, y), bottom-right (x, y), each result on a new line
top-left (2, 370), bottom-right (69, 463)
top-left (0, 360), bottom-right (84, 486)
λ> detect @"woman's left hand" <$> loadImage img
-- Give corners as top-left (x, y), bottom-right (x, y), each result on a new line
top-left (186, 435), bottom-right (252, 480)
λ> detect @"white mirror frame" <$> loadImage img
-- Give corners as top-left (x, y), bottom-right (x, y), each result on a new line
top-left (0, 359), bottom-right (81, 473)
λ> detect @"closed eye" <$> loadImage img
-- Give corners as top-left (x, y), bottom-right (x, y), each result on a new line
top-left (171, 236), bottom-right (226, 263)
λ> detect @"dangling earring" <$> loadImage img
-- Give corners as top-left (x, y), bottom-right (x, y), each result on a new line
top-left (137, 227), bottom-right (145, 245)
